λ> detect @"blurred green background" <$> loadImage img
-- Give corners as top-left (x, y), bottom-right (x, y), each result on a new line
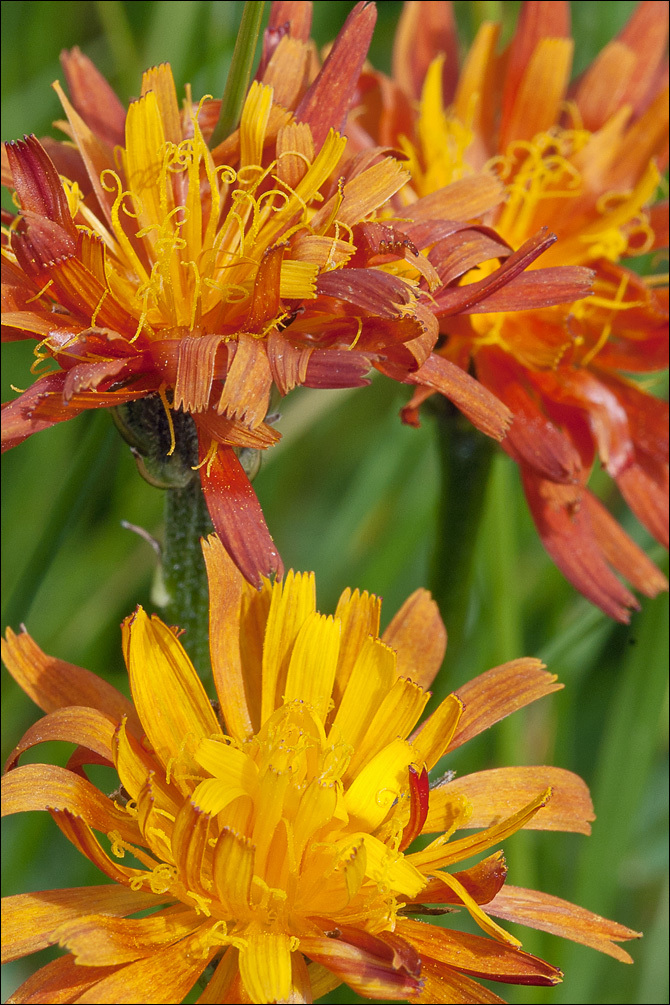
top-left (1, 3), bottom-right (667, 1003)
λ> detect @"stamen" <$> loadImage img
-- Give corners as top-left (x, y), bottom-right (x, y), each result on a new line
top-left (158, 383), bottom-right (177, 455)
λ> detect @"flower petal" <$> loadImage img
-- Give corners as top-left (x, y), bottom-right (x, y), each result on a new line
top-left (121, 607), bottom-right (220, 783)
top-left (53, 906), bottom-right (198, 966)
top-left (382, 588), bottom-right (446, 689)
top-left (425, 767), bottom-right (594, 835)
top-left (486, 885), bottom-right (641, 963)
top-left (398, 917), bottom-right (561, 984)
top-left (1, 628), bottom-right (139, 730)
top-left (449, 659), bottom-right (562, 751)
top-left (200, 444), bottom-right (284, 589)
top-left (4, 706), bottom-right (117, 773)
top-left (201, 534), bottom-right (254, 741)
top-left (1, 886), bottom-right (168, 964)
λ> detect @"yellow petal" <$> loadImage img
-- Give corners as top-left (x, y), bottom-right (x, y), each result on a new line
top-left (122, 608), bottom-right (220, 787)
top-left (261, 571), bottom-right (316, 723)
top-left (238, 930), bottom-right (293, 1004)
top-left (410, 692), bottom-right (463, 770)
top-left (284, 613), bottom-right (341, 722)
top-left (329, 636), bottom-right (396, 753)
top-left (344, 738), bottom-right (415, 830)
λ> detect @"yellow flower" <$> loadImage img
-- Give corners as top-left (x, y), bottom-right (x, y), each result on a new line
top-left (2, 536), bottom-right (639, 1002)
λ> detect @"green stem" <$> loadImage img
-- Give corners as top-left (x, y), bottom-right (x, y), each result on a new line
top-left (163, 478), bottom-right (213, 677)
top-left (112, 399), bottom-right (213, 677)
top-left (210, 1), bottom-right (265, 148)
top-left (428, 401), bottom-right (496, 699)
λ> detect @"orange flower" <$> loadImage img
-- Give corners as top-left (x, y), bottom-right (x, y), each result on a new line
top-left (354, 0), bottom-right (669, 619)
top-left (1, 3), bottom-right (594, 586)
top-left (2, 536), bottom-right (639, 1003)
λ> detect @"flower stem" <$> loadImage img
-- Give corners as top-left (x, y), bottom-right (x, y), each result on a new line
top-left (210, 0), bottom-right (265, 148)
top-left (163, 477), bottom-right (213, 677)
top-left (112, 399), bottom-right (213, 677)
top-left (428, 399), bottom-right (496, 699)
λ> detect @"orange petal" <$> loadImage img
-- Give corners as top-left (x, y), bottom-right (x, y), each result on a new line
top-left (500, 0), bottom-right (571, 143)
top-left (217, 334), bottom-right (273, 429)
top-left (486, 885), bottom-right (642, 963)
top-left (60, 47), bottom-right (127, 148)
top-left (424, 766), bottom-right (594, 836)
top-left (5, 952), bottom-right (124, 1004)
top-left (1, 886), bottom-right (168, 964)
top-left (413, 958), bottom-right (507, 1003)
top-left (4, 706), bottom-right (117, 773)
top-left (397, 917), bottom-right (561, 984)
top-left (201, 534), bottom-right (254, 741)
top-left (382, 588), bottom-right (446, 689)
top-left (1, 628), bottom-right (140, 733)
top-left (73, 931), bottom-right (218, 1004)
top-left (53, 906), bottom-right (198, 966)
top-left (449, 659), bottom-right (562, 751)
top-left (1, 764), bottom-right (140, 845)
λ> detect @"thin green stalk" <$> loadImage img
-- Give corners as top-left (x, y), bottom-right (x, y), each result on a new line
top-left (428, 401), bottom-right (496, 700)
top-left (112, 399), bottom-right (213, 677)
top-left (163, 478), bottom-right (213, 677)
top-left (210, 1), bottom-right (265, 148)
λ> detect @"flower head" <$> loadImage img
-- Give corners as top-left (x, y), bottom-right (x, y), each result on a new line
top-left (2, 536), bottom-right (639, 1003)
top-left (2, 3), bottom-right (598, 586)
top-left (355, 0), bottom-right (669, 619)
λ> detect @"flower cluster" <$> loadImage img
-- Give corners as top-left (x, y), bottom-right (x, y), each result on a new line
top-left (354, 0), bottom-right (669, 618)
top-left (2, 2), bottom-right (598, 590)
top-left (2, 537), bottom-right (639, 1003)
top-left (1, 3), bottom-right (665, 1003)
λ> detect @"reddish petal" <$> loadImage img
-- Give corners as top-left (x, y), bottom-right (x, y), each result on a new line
top-left (521, 471), bottom-right (643, 621)
top-left (582, 486), bottom-right (668, 591)
top-left (200, 444), bottom-right (283, 588)
top-left (400, 766), bottom-right (430, 851)
top-left (392, 1), bottom-right (460, 103)
top-left (299, 935), bottom-right (422, 1001)
top-left (60, 47), bottom-right (127, 148)
top-left (302, 347), bottom-right (371, 388)
top-left (413, 851), bottom-right (508, 906)
top-left (398, 918), bottom-right (562, 985)
top-left (406, 352), bottom-right (511, 442)
top-left (486, 885), bottom-right (641, 963)
top-left (5, 137), bottom-right (76, 240)
top-left (295, 2), bottom-right (377, 146)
